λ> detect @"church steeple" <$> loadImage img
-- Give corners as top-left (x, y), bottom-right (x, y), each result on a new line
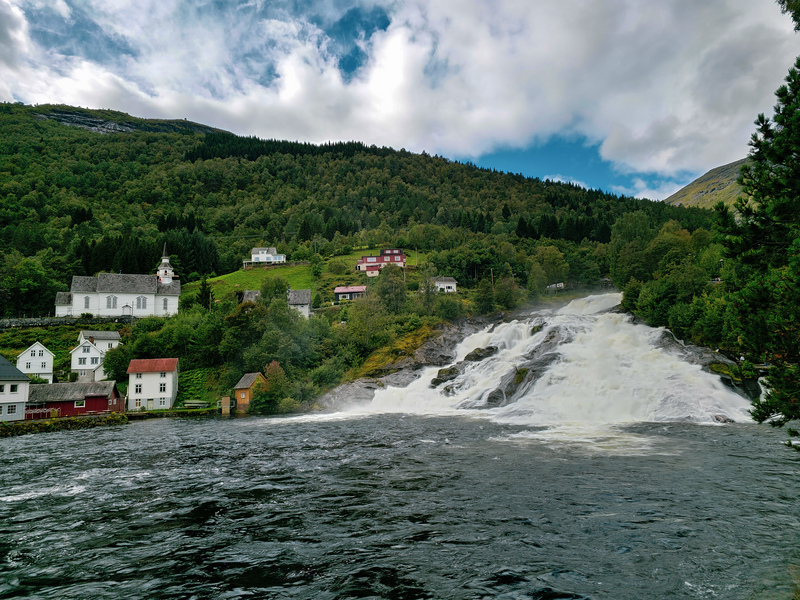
top-left (157, 244), bottom-right (175, 284)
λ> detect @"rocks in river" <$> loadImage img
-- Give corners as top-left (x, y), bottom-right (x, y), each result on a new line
top-left (464, 346), bottom-right (499, 362)
top-left (431, 366), bottom-right (460, 387)
top-left (713, 414), bottom-right (735, 424)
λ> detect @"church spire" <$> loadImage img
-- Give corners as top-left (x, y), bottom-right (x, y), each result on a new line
top-left (157, 246), bottom-right (175, 284)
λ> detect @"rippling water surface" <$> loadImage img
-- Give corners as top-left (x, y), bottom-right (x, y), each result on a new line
top-left (1, 415), bottom-right (799, 599)
top-left (3, 295), bottom-right (799, 598)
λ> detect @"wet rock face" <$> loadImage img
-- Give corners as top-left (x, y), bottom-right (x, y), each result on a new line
top-left (464, 346), bottom-right (499, 362)
top-left (655, 329), bottom-right (762, 400)
top-left (431, 367), bottom-right (459, 387)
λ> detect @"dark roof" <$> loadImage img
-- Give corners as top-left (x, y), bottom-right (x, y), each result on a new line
top-left (157, 280), bottom-right (181, 295)
top-left (55, 292), bottom-right (72, 305)
top-left (71, 276), bottom-right (98, 293)
top-left (70, 273), bottom-right (180, 296)
top-left (127, 358), bottom-right (179, 373)
top-left (251, 247), bottom-right (278, 254)
top-left (234, 373), bottom-right (265, 390)
top-left (29, 381), bottom-right (118, 403)
top-left (288, 289), bottom-right (311, 305)
top-left (0, 355), bottom-right (28, 381)
top-left (80, 330), bottom-right (121, 341)
top-left (97, 273), bottom-right (157, 294)
top-left (242, 290), bottom-right (261, 303)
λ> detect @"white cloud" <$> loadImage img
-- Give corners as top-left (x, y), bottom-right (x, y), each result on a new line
top-left (2, 0), bottom-right (800, 181)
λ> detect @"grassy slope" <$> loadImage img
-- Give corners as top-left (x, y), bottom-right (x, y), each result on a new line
top-left (181, 249), bottom-right (428, 304)
top-left (663, 158), bottom-right (748, 209)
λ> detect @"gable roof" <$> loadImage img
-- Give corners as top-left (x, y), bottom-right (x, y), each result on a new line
top-left (242, 290), bottom-right (261, 303)
top-left (55, 292), bottom-right (72, 306)
top-left (433, 276), bottom-right (458, 284)
top-left (234, 373), bottom-right (266, 390)
top-left (288, 289), bottom-right (312, 305)
top-left (69, 274), bottom-right (181, 296)
top-left (334, 285), bottom-right (367, 294)
top-left (80, 330), bottom-right (121, 341)
top-left (127, 358), bottom-right (179, 374)
top-left (251, 247), bottom-right (278, 254)
top-left (29, 381), bottom-right (118, 403)
top-left (0, 355), bottom-right (29, 382)
top-left (17, 342), bottom-right (54, 359)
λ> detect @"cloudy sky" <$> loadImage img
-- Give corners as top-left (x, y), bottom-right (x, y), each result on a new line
top-left (2, 0), bottom-right (800, 199)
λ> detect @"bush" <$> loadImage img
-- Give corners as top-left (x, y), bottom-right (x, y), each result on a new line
top-left (436, 296), bottom-right (461, 319)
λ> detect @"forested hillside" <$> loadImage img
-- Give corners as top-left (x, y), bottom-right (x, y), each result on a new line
top-left (1, 102), bottom-right (729, 413)
top-left (0, 102), bottom-right (713, 317)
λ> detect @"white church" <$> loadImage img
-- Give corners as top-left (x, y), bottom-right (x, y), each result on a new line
top-left (55, 249), bottom-right (181, 317)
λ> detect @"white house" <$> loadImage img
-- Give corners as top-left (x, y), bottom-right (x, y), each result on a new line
top-left (126, 358), bottom-right (179, 411)
top-left (70, 331), bottom-right (120, 383)
top-left (432, 276), bottom-right (458, 293)
top-left (0, 355), bottom-right (29, 422)
top-left (287, 288), bottom-right (312, 317)
top-left (244, 247), bottom-right (286, 268)
top-left (55, 250), bottom-right (180, 317)
top-left (16, 342), bottom-right (55, 383)
top-left (241, 288), bottom-right (312, 317)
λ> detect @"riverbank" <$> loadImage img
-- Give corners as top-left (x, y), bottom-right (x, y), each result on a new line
top-left (126, 408), bottom-right (219, 420)
top-left (0, 412), bottom-right (128, 437)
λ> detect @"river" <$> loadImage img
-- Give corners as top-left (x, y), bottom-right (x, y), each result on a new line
top-left (1, 294), bottom-right (799, 599)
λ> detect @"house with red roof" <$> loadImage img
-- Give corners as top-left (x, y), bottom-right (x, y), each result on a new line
top-left (355, 249), bottom-right (406, 277)
top-left (126, 358), bottom-right (179, 411)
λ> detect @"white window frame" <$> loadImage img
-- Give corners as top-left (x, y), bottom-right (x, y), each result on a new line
top-left (74, 400), bottom-right (85, 408)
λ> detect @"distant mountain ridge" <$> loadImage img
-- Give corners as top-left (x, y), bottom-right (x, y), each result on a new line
top-left (664, 158), bottom-right (748, 208)
top-left (34, 106), bottom-right (226, 136)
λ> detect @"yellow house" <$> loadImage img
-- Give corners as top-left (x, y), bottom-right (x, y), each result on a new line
top-left (233, 372), bottom-right (267, 413)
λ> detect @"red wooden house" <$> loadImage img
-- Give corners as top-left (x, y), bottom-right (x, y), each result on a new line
top-left (355, 249), bottom-right (406, 276)
top-left (26, 381), bottom-right (122, 419)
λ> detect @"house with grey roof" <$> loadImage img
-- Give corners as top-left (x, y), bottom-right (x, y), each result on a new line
top-left (233, 372), bottom-right (267, 413)
top-left (241, 288), bottom-right (312, 317)
top-left (288, 288), bottom-right (312, 317)
top-left (71, 331), bottom-right (122, 383)
top-left (243, 247), bottom-right (286, 268)
top-left (0, 355), bottom-right (29, 422)
top-left (27, 381), bottom-right (122, 418)
top-left (55, 251), bottom-right (180, 317)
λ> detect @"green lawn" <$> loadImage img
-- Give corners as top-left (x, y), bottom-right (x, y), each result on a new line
top-left (182, 249), bottom-right (430, 304)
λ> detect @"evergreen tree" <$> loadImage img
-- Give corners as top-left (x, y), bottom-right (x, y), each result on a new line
top-left (475, 278), bottom-right (495, 313)
top-left (718, 57), bottom-right (800, 426)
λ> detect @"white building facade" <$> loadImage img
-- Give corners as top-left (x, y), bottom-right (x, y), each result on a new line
top-left (127, 358), bottom-right (179, 411)
top-left (16, 342), bottom-right (55, 383)
top-left (0, 356), bottom-right (29, 422)
top-left (55, 252), bottom-right (180, 317)
top-left (70, 331), bottom-right (120, 383)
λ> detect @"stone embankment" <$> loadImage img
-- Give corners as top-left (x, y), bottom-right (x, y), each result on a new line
top-left (0, 413), bottom-right (128, 438)
top-left (0, 315), bottom-right (133, 330)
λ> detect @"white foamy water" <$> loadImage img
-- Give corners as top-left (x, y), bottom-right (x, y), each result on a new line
top-left (342, 293), bottom-right (752, 438)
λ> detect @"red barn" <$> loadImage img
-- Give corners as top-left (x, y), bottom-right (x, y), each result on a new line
top-left (26, 381), bottom-right (122, 419)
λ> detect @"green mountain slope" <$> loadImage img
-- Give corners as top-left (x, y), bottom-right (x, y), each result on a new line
top-left (664, 158), bottom-right (748, 208)
top-left (0, 102), bottom-right (715, 317)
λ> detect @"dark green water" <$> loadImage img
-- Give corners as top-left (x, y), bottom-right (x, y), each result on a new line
top-left (1, 415), bottom-right (798, 599)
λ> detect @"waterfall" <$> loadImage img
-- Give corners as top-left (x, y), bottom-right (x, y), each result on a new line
top-left (344, 293), bottom-right (753, 430)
